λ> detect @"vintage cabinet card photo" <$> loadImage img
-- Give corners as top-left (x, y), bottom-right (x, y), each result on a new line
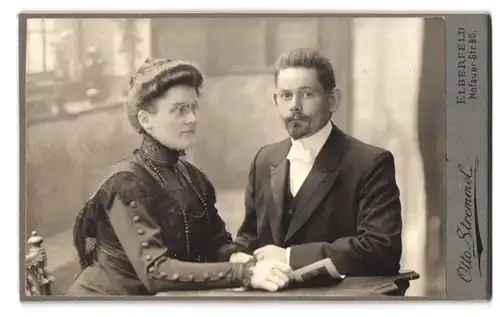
top-left (19, 13), bottom-right (491, 301)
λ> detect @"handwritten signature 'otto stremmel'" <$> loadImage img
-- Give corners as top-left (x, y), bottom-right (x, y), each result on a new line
top-left (456, 157), bottom-right (484, 282)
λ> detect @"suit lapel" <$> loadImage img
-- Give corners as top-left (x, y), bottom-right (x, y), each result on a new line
top-left (268, 159), bottom-right (288, 245)
top-left (284, 169), bottom-right (339, 242)
top-left (265, 139), bottom-right (291, 245)
top-left (284, 125), bottom-right (345, 243)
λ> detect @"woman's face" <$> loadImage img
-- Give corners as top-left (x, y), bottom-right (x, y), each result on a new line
top-left (139, 85), bottom-right (199, 151)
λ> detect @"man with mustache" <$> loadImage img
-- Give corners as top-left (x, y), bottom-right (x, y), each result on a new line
top-left (230, 48), bottom-right (403, 279)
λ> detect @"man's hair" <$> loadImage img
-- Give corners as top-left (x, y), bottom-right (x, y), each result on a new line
top-left (127, 58), bottom-right (205, 133)
top-left (274, 48), bottom-right (336, 93)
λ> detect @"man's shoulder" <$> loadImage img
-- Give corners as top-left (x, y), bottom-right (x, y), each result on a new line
top-left (340, 133), bottom-right (397, 178)
top-left (249, 129), bottom-right (394, 169)
top-left (344, 134), bottom-right (391, 160)
top-left (252, 137), bottom-right (291, 165)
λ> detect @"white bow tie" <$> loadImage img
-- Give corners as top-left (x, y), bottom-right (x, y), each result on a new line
top-left (287, 143), bottom-right (315, 164)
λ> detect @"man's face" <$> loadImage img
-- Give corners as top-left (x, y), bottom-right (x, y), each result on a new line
top-left (140, 85), bottom-right (199, 151)
top-left (273, 67), bottom-right (334, 140)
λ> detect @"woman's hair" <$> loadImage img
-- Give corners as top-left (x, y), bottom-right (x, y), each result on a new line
top-left (127, 58), bottom-right (205, 133)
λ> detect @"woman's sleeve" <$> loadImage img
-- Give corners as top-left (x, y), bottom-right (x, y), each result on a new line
top-left (104, 171), bottom-right (248, 294)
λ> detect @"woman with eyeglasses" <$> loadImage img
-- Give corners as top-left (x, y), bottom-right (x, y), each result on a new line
top-left (66, 58), bottom-right (291, 296)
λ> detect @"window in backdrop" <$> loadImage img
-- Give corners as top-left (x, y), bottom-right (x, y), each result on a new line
top-left (26, 19), bottom-right (57, 74)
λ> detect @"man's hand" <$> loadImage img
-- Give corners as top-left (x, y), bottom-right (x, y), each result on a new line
top-left (229, 252), bottom-right (254, 263)
top-left (250, 259), bottom-right (292, 292)
top-left (253, 245), bottom-right (287, 263)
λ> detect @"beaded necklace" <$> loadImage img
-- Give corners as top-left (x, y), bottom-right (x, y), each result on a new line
top-left (137, 149), bottom-right (211, 261)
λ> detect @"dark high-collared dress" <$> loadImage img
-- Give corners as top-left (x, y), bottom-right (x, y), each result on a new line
top-left (66, 134), bottom-right (245, 296)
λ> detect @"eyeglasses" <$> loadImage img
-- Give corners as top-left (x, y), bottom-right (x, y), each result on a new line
top-left (171, 103), bottom-right (199, 117)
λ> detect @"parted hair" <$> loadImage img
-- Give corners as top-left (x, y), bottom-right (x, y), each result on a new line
top-left (127, 58), bottom-right (205, 133)
top-left (274, 48), bottom-right (336, 93)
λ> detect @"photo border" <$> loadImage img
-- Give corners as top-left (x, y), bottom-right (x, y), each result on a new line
top-left (18, 12), bottom-right (492, 301)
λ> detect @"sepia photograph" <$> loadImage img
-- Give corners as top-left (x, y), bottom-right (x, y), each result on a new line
top-left (21, 15), bottom-right (451, 299)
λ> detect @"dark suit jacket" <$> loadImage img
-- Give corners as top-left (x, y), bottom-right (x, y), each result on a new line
top-left (234, 123), bottom-right (403, 276)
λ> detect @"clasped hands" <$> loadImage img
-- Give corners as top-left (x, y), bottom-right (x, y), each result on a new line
top-left (230, 245), bottom-right (290, 292)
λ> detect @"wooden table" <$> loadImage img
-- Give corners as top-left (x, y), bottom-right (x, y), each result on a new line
top-left (156, 270), bottom-right (420, 299)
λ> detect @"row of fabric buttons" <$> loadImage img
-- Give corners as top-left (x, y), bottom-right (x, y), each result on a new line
top-left (129, 201), bottom-right (173, 279)
top-left (129, 201), bottom-right (154, 265)
top-left (130, 201), bottom-right (188, 280)
top-left (150, 269), bottom-right (180, 281)
top-left (149, 269), bottom-right (227, 282)
top-left (128, 199), bottom-right (228, 283)
top-left (176, 271), bottom-right (225, 282)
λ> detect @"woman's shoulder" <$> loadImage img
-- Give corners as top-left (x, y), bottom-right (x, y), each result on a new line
top-left (178, 159), bottom-right (214, 186)
top-left (95, 157), bottom-right (158, 207)
top-left (178, 158), bottom-right (217, 198)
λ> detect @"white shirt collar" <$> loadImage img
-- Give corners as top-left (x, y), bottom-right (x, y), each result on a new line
top-left (287, 121), bottom-right (333, 163)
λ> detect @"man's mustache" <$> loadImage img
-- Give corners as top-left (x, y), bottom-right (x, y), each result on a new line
top-left (285, 113), bottom-right (309, 122)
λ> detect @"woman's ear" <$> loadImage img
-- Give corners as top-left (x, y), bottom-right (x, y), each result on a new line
top-left (137, 109), bottom-right (152, 132)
